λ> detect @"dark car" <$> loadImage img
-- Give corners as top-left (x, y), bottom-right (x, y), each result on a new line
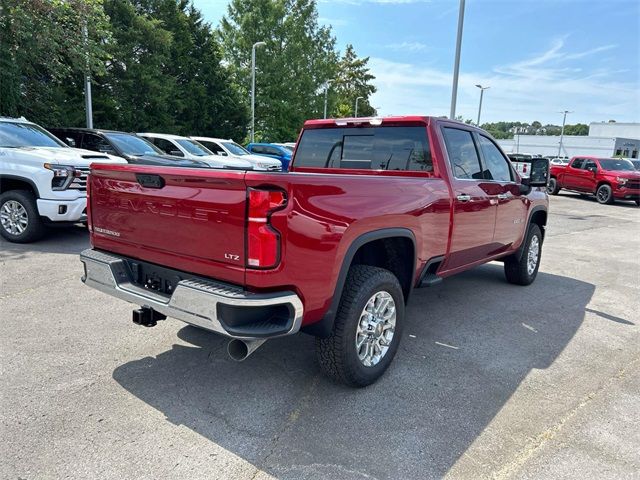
top-left (48, 128), bottom-right (209, 168)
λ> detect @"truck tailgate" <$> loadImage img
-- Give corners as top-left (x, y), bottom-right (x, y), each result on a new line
top-left (88, 164), bottom-right (247, 284)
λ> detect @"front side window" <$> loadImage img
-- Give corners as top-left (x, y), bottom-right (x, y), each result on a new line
top-left (82, 133), bottom-right (115, 154)
top-left (584, 160), bottom-right (597, 170)
top-left (442, 128), bottom-right (482, 180)
top-left (200, 141), bottom-right (224, 154)
top-left (571, 158), bottom-right (585, 169)
top-left (152, 138), bottom-right (183, 156)
top-left (106, 133), bottom-right (161, 156)
top-left (264, 146), bottom-right (281, 156)
top-left (222, 142), bottom-right (249, 156)
top-left (478, 135), bottom-right (513, 182)
top-left (0, 122), bottom-right (65, 148)
top-left (176, 139), bottom-right (212, 156)
top-left (295, 126), bottom-right (433, 172)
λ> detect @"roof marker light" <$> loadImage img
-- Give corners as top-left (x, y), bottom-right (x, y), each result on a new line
top-left (369, 118), bottom-right (383, 126)
top-left (335, 120), bottom-right (348, 126)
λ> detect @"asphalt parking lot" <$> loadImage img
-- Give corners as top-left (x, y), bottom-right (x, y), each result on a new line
top-left (1, 193), bottom-right (639, 480)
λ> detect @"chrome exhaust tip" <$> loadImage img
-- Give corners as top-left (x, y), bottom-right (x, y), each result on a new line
top-left (227, 338), bottom-right (267, 361)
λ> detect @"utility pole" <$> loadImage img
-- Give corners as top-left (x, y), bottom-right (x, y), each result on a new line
top-left (323, 80), bottom-right (335, 119)
top-left (557, 110), bottom-right (572, 157)
top-left (354, 96), bottom-right (363, 117)
top-left (475, 84), bottom-right (489, 126)
top-left (251, 41), bottom-right (266, 143)
top-left (83, 22), bottom-right (93, 129)
top-left (449, 0), bottom-right (466, 119)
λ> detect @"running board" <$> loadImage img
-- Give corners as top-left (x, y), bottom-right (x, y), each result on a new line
top-left (419, 273), bottom-right (443, 287)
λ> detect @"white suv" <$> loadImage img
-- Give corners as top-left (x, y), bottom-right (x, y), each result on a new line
top-left (138, 133), bottom-right (253, 170)
top-left (0, 117), bottom-right (126, 243)
top-left (191, 136), bottom-right (282, 171)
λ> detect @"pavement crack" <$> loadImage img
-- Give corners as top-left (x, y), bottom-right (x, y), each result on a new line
top-left (250, 374), bottom-right (320, 479)
top-left (490, 355), bottom-right (640, 480)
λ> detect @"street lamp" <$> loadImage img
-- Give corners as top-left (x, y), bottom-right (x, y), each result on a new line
top-left (323, 79), bottom-right (335, 119)
top-left (251, 41), bottom-right (266, 143)
top-left (557, 110), bottom-right (573, 157)
top-left (475, 84), bottom-right (489, 126)
top-left (449, 0), bottom-right (466, 119)
top-left (354, 96), bottom-right (363, 117)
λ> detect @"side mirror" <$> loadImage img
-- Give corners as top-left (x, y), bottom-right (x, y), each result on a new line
top-left (217, 151), bottom-right (228, 156)
top-left (522, 157), bottom-right (549, 189)
top-left (169, 150), bottom-right (183, 157)
top-left (587, 166), bottom-right (597, 173)
top-left (66, 137), bottom-right (76, 147)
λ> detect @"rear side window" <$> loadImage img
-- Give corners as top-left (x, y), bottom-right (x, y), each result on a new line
top-left (442, 128), bottom-right (483, 180)
top-left (294, 126), bottom-right (432, 171)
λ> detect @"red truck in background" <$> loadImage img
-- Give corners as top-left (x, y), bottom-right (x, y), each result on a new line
top-left (548, 156), bottom-right (640, 205)
top-left (80, 116), bottom-right (549, 387)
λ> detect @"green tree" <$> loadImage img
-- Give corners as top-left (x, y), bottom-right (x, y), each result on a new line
top-left (331, 44), bottom-right (376, 118)
top-left (219, 0), bottom-right (340, 141)
top-left (0, 0), bottom-right (110, 126)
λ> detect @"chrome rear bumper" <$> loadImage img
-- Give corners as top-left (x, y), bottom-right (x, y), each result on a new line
top-left (80, 249), bottom-right (303, 340)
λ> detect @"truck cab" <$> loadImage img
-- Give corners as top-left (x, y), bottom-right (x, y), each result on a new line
top-left (80, 116), bottom-right (549, 386)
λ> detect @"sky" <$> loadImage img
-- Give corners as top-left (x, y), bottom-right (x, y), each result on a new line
top-left (194, 0), bottom-right (640, 125)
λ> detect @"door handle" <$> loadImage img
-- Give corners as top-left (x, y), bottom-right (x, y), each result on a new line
top-left (496, 193), bottom-right (508, 200)
top-left (456, 194), bottom-right (471, 202)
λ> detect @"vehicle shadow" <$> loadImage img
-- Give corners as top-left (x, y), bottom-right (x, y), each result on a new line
top-left (0, 225), bottom-right (89, 260)
top-left (558, 191), bottom-right (639, 208)
top-left (112, 264), bottom-right (594, 479)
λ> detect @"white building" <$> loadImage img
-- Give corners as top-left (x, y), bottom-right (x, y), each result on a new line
top-left (498, 122), bottom-right (640, 159)
top-left (588, 122), bottom-right (640, 139)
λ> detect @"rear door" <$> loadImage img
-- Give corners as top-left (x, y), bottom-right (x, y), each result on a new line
top-left (89, 164), bottom-right (248, 283)
top-left (440, 126), bottom-right (497, 270)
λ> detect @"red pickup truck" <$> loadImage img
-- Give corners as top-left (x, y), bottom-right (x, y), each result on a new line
top-left (548, 156), bottom-right (640, 205)
top-left (80, 116), bottom-right (549, 386)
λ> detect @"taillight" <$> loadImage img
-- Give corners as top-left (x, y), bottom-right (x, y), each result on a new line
top-left (247, 188), bottom-right (287, 268)
top-left (86, 173), bottom-right (93, 234)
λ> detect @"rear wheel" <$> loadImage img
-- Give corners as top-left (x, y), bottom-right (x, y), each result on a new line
top-left (596, 184), bottom-right (614, 205)
top-left (547, 177), bottom-right (560, 195)
top-left (316, 265), bottom-right (404, 387)
top-left (0, 190), bottom-right (46, 243)
top-left (504, 224), bottom-right (542, 286)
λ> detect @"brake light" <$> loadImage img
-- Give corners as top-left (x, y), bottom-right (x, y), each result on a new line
top-left (247, 188), bottom-right (287, 268)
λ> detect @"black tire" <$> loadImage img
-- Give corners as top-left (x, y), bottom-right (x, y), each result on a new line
top-left (504, 224), bottom-right (542, 286)
top-left (547, 177), bottom-right (560, 195)
top-left (0, 190), bottom-right (46, 243)
top-left (316, 265), bottom-right (405, 387)
top-left (596, 184), bottom-right (614, 205)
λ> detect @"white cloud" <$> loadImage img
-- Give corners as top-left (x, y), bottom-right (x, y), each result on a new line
top-left (319, 17), bottom-right (349, 27)
top-left (385, 41), bottom-right (429, 52)
top-left (368, 40), bottom-right (639, 123)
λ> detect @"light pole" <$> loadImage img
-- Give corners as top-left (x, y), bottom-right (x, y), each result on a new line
top-left (557, 110), bottom-right (572, 157)
top-left (475, 84), bottom-right (489, 126)
top-left (251, 41), bottom-right (266, 143)
top-left (354, 96), bottom-right (363, 117)
top-left (323, 79), bottom-right (335, 119)
top-left (449, 0), bottom-right (466, 119)
top-left (83, 22), bottom-right (93, 128)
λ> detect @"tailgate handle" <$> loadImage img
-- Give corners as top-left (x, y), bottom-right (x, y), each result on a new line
top-left (136, 174), bottom-right (165, 189)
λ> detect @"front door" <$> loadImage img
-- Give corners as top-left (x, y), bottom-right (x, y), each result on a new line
top-left (476, 134), bottom-right (528, 250)
top-left (440, 127), bottom-right (497, 271)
